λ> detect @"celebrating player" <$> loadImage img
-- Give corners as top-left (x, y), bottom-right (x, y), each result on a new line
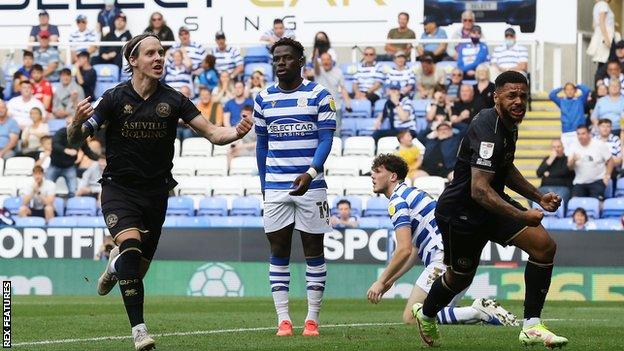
top-left (367, 154), bottom-right (518, 327)
top-left (413, 71), bottom-right (568, 348)
top-left (67, 33), bottom-right (252, 351)
top-left (254, 38), bottom-right (335, 337)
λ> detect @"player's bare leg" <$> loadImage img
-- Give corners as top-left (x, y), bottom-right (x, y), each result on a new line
top-left (300, 231), bottom-right (326, 336)
top-left (267, 223), bottom-right (294, 336)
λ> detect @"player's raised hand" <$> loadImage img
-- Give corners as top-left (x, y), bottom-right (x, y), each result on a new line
top-left (74, 96), bottom-right (94, 124)
top-left (367, 281), bottom-right (386, 304)
top-left (539, 192), bottom-right (562, 212)
top-left (235, 110), bottom-right (253, 138)
top-left (289, 173), bottom-right (312, 196)
top-left (523, 208), bottom-right (544, 227)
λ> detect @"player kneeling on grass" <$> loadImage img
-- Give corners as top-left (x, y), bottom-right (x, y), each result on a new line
top-left (366, 154), bottom-right (518, 327)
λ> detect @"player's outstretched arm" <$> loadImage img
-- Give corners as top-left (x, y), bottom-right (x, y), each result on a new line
top-left (189, 111), bottom-right (253, 145)
top-left (67, 97), bottom-right (94, 148)
top-left (367, 226), bottom-right (412, 304)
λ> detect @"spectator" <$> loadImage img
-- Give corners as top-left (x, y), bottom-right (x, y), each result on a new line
top-left (69, 14), bottom-right (98, 63)
top-left (572, 208), bottom-right (596, 230)
top-left (373, 82), bottom-right (415, 139)
top-left (246, 69), bottom-right (267, 100)
top-left (93, 12), bottom-right (132, 68)
top-left (30, 64), bottom-right (53, 113)
top-left (224, 82), bottom-right (253, 127)
top-left (96, 0), bottom-right (121, 37)
top-left (417, 121), bottom-right (464, 181)
top-left (144, 12), bottom-right (175, 50)
top-left (7, 81), bottom-right (45, 129)
top-left (385, 51), bottom-right (416, 98)
top-left (594, 118), bottom-right (622, 168)
top-left (260, 18), bottom-right (296, 47)
top-left (491, 28), bottom-right (529, 77)
top-left (212, 71), bottom-right (235, 104)
top-left (0, 101), bottom-right (20, 160)
top-left (198, 55), bottom-right (219, 91)
top-left (536, 139), bottom-right (574, 205)
top-left (450, 84), bottom-right (483, 128)
top-left (29, 10), bottom-right (59, 43)
top-left (426, 85), bottom-right (452, 123)
top-left (590, 79), bottom-right (624, 134)
top-left (11, 72), bottom-right (29, 100)
top-left (395, 129), bottom-right (424, 180)
top-left (18, 165), bottom-right (56, 222)
top-left (588, 0), bottom-right (615, 82)
top-left (416, 15), bottom-right (447, 62)
top-left (75, 139), bottom-right (102, 178)
top-left (446, 68), bottom-right (463, 102)
top-left (313, 51), bottom-right (352, 130)
top-left (353, 47), bottom-right (384, 105)
top-left (313, 31), bottom-right (337, 63)
top-left (210, 31), bottom-right (243, 79)
top-left (164, 49), bottom-right (193, 93)
top-left (74, 51), bottom-right (97, 99)
top-left (53, 68), bottom-right (85, 119)
top-left (227, 106), bottom-right (256, 165)
top-left (33, 30), bottom-right (61, 82)
top-left (20, 107), bottom-right (49, 156)
top-left (384, 12), bottom-right (415, 58)
top-left (549, 82), bottom-right (591, 153)
top-left (168, 26), bottom-right (206, 73)
top-left (96, 235), bottom-right (115, 261)
top-left (599, 60), bottom-right (624, 93)
top-left (448, 11), bottom-right (477, 59)
top-left (415, 54), bottom-right (446, 99)
top-left (36, 135), bottom-right (52, 170)
top-left (596, 40), bottom-right (624, 79)
top-left (587, 83), bottom-right (608, 115)
top-left (76, 154), bottom-right (106, 198)
top-left (473, 63), bottom-right (495, 109)
top-left (196, 87), bottom-right (223, 126)
top-left (457, 25), bottom-right (489, 80)
top-left (17, 50), bottom-right (34, 78)
top-left (567, 125), bottom-right (613, 199)
top-left (329, 199), bottom-right (358, 229)
top-left (47, 118), bottom-right (78, 197)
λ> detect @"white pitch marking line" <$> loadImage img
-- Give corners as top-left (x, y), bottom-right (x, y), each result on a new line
top-left (12, 322), bottom-right (404, 347)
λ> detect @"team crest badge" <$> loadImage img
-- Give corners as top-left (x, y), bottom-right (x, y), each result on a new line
top-left (479, 142), bottom-right (495, 159)
top-left (123, 104), bottom-right (133, 114)
top-left (328, 97), bottom-right (336, 112)
top-left (156, 102), bottom-right (171, 118)
top-left (106, 213), bottom-right (118, 228)
top-left (297, 97), bottom-right (307, 107)
top-left (388, 204), bottom-right (396, 216)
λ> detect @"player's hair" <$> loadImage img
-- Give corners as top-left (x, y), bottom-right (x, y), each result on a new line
top-left (22, 50), bottom-right (34, 58)
top-left (270, 37), bottom-right (304, 59)
top-left (576, 125), bottom-right (589, 132)
top-left (123, 33), bottom-right (161, 75)
top-left (372, 154), bottom-right (409, 182)
top-left (398, 12), bottom-right (410, 20)
top-left (337, 199), bottom-right (351, 208)
top-left (273, 18), bottom-right (283, 25)
top-left (60, 68), bottom-right (72, 76)
top-left (31, 64), bottom-right (43, 72)
top-left (495, 70), bottom-right (528, 89)
top-left (598, 118), bottom-right (612, 125)
top-left (32, 165), bottom-right (44, 174)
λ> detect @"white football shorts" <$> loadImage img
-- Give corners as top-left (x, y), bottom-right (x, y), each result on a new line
top-left (263, 189), bottom-right (332, 234)
top-left (415, 250), bottom-right (447, 293)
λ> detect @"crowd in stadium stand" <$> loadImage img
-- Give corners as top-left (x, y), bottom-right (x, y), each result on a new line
top-left (1, 2), bottom-right (624, 231)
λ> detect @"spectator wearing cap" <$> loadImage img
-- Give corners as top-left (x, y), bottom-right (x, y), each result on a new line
top-left (93, 12), bottom-right (132, 68)
top-left (168, 26), bottom-right (207, 73)
top-left (416, 15), bottom-right (448, 62)
top-left (33, 30), bottom-right (61, 82)
top-left (385, 51), bottom-right (416, 98)
top-left (17, 50), bottom-right (34, 79)
top-left (96, 0), bottom-right (121, 36)
top-left (449, 10), bottom-right (479, 60)
top-left (549, 82), bottom-right (591, 153)
top-left (313, 50), bottom-right (351, 130)
top-left (594, 118), bottom-right (622, 169)
top-left (450, 84), bottom-right (484, 129)
top-left (7, 81), bottom-right (45, 129)
top-left (164, 49), bottom-right (194, 93)
top-left (385, 12), bottom-right (416, 58)
top-left (416, 121), bottom-right (464, 181)
top-left (144, 12), bottom-right (175, 50)
top-left (29, 10), bottom-right (59, 44)
top-left (473, 63), bottom-right (495, 108)
top-left (599, 59), bottom-right (624, 94)
top-left (69, 14), bottom-right (98, 63)
top-left (19, 165), bottom-right (56, 223)
top-left (446, 68), bottom-right (463, 102)
top-left (198, 55), bottom-right (219, 91)
top-left (353, 47), bottom-right (385, 105)
top-left (373, 81), bottom-right (416, 139)
top-left (30, 64), bottom-right (53, 113)
top-left (415, 54), bottom-right (446, 99)
top-left (223, 81), bottom-right (253, 127)
top-left (0, 101), bottom-right (20, 160)
top-left (53, 68), bottom-right (84, 120)
top-left (209, 31), bottom-right (244, 79)
top-left (74, 51), bottom-right (97, 99)
top-left (457, 25), bottom-right (489, 79)
top-left (491, 28), bottom-right (529, 77)
top-left (260, 18), bottom-right (296, 47)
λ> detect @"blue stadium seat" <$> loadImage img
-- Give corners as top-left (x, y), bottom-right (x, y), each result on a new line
top-left (48, 216), bottom-right (78, 227)
top-left (340, 118), bottom-right (358, 138)
top-left (14, 216), bottom-right (46, 227)
top-left (244, 62), bottom-right (273, 82)
top-left (615, 178), bottom-right (624, 197)
top-left (197, 197), bottom-right (228, 216)
top-left (163, 216), bottom-right (178, 227)
top-left (75, 216), bottom-right (105, 227)
top-left (342, 99), bottom-right (372, 119)
top-left (331, 196), bottom-right (363, 217)
top-left (532, 201), bottom-right (564, 218)
top-left (358, 217), bottom-right (380, 228)
top-left (65, 196), bottom-right (97, 216)
top-left (373, 98), bottom-right (386, 117)
top-left (48, 119), bottom-right (66, 135)
top-left (356, 118), bottom-right (376, 136)
top-left (176, 216), bottom-right (211, 228)
top-left (230, 196), bottom-right (262, 216)
top-left (209, 216), bottom-right (245, 227)
top-left (244, 46), bottom-right (271, 64)
top-left (604, 179), bottom-right (614, 199)
top-left (379, 217), bottom-right (393, 229)
top-left (594, 218), bottom-right (623, 230)
top-left (167, 196), bottom-right (195, 216)
top-left (547, 218), bottom-right (574, 230)
top-left (3, 196), bottom-right (21, 215)
top-left (364, 196), bottom-right (390, 217)
top-left (601, 198), bottom-right (624, 218)
top-left (412, 99), bottom-right (430, 118)
top-left (54, 197), bottom-right (65, 216)
top-left (242, 216), bottom-right (263, 228)
top-left (94, 81), bottom-right (119, 99)
top-left (415, 117), bottom-right (428, 133)
top-left (566, 197), bottom-right (600, 218)
top-left (93, 64), bottom-right (120, 82)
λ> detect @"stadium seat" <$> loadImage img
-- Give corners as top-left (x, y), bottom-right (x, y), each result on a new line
top-left (358, 217), bottom-right (380, 228)
top-left (356, 119), bottom-right (377, 136)
top-left (195, 156), bottom-right (228, 176)
top-left (177, 216), bottom-right (211, 228)
top-left (48, 216), bottom-right (78, 227)
top-left (379, 217), bottom-right (393, 229)
top-left (14, 216), bottom-right (46, 227)
top-left (94, 81), bottom-right (118, 99)
top-left (2, 196), bottom-right (21, 215)
top-left (212, 143), bottom-right (231, 156)
top-left (357, 156), bottom-right (374, 175)
top-left (198, 196), bottom-right (228, 216)
top-left (342, 99), bottom-right (372, 119)
top-left (325, 156), bottom-right (360, 177)
top-left (244, 62), bottom-right (273, 81)
top-left (330, 137), bottom-right (342, 156)
top-left (163, 216), bottom-right (178, 228)
top-left (93, 64), bottom-right (120, 82)
top-left (230, 196), bottom-right (262, 216)
top-left (0, 159), bottom-right (3, 176)
top-left (242, 216), bottom-right (263, 227)
top-left (244, 46), bottom-right (271, 64)
top-left (211, 176), bottom-right (245, 196)
top-left (412, 176), bottom-right (446, 198)
top-left (343, 136), bottom-right (375, 157)
top-left (344, 176), bottom-right (374, 196)
top-left (566, 197), bottom-right (600, 218)
top-left (331, 196), bottom-right (363, 217)
top-left (54, 197), bottom-right (65, 216)
top-left (75, 216), bottom-right (105, 227)
top-left (340, 118), bottom-right (358, 137)
top-left (172, 157), bottom-right (201, 177)
top-left (4, 157), bottom-right (35, 176)
top-left (229, 156), bottom-right (258, 175)
top-left (173, 138), bottom-right (181, 158)
top-left (48, 118), bottom-right (66, 135)
top-left (615, 178), bottom-right (624, 197)
top-left (241, 176), bottom-right (262, 196)
top-left (373, 98), bottom-right (386, 117)
top-left (604, 179), bottom-right (614, 199)
top-left (532, 202), bottom-right (564, 218)
top-left (412, 99), bottom-right (430, 118)
top-left (175, 176), bottom-right (212, 196)
top-left (181, 137), bottom-right (213, 157)
top-left (601, 198), bottom-right (624, 218)
top-left (325, 176), bottom-right (345, 196)
top-left (65, 196), bottom-right (97, 216)
top-left (376, 136), bottom-right (399, 155)
top-left (209, 216), bottom-right (245, 227)
top-left (547, 218), bottom-right (574, 230)
top-left (415, 117), bottom-right (428, 132)
top-left (167, 196), bottom-right (195, 216)
top-left (594, 218), bottom-right (623, 230)
top-left (364, 196), bottom-right (390, 217)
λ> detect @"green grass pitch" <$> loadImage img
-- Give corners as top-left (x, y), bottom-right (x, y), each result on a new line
top-left (10, 296), bottom-right (623, 350)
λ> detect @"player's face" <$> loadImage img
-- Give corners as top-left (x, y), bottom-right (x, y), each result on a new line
top-left (371, 166), bottom-right (393, 194)
top-left (494, 83), bottom-right (528, 124)
top-left (131, 37), bottom-right (165, 79)
top-left (272, 45), bottom-right (303, 83)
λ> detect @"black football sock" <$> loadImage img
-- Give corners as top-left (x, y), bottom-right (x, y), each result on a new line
top-left (115, 238), bottom-right (145, 327)
top-left (523, 259), bottom-right (554, 319)
top-left (422, 276), bottom-right (459, 319)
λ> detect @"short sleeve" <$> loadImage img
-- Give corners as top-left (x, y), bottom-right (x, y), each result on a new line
top-left (316, 89), bottom-right (337, 130)
top-left (9, 119), bottom-right (20, 135)
top-left (389, 198), bottom-right (411, 230)
top-left (601, 141), bottom-right (613, 161)
top-left (253, 94), bottom-right (267, 135)
top-left (223, 101), bottom-right (232, 113)
top-left (179, 94), bottom-right (201, 123)
top-left (517, 46), bottom-right (529, 63)
top-left (49, 49), bottom-right (60, 63)
top-left (49, 25), bottom-right (59, 36)
top-left (468, 118), bottom-right (498, 172)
